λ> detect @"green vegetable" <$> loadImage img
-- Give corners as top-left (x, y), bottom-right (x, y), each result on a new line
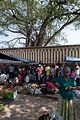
top-left (0, 104), bottom-right (4, 111)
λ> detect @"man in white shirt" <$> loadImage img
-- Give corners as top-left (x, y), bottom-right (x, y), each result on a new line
top-left (8, 64), bottom-right (15, 79)
top-left (75, 63), bottom-right (80, 79)
top-left (0, 73), bottom-right (7, 85)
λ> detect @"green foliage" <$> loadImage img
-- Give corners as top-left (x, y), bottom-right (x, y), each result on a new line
top-left (0, 0), bottom-right (80, 47)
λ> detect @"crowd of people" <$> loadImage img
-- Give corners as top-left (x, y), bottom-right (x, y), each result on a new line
top-left (0, 62), bottom-right (80, 120)
top-left (0, 63), bottom-right (60, 85)
top-left (0, 62), bottom-right (80, 86)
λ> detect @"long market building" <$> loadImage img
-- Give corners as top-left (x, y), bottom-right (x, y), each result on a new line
top-left (0, 44), bottom-right (80, 64)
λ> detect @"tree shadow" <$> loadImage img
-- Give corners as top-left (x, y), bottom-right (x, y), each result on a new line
top-left (0, 94), bottom-right (58, 120)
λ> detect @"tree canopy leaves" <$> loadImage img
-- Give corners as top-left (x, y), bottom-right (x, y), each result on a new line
top-left (0, 0), bottom-right (80, 48)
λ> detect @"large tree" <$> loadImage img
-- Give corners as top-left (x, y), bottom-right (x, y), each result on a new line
top-left (0, 0), bottom-right (80, 48)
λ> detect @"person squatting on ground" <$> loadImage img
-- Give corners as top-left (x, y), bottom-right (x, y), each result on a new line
top-left (54, 66), bottom-right (80, 120)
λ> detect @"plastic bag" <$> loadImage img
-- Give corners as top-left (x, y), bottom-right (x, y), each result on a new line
top-left (34, 88), bottom-right (42, 94)
top-left (49, 111), bottom-right (63, 120)
top-left (74, 90), bottom-right (80, 99)
top-left (38, 111), bottom-right (63, 120)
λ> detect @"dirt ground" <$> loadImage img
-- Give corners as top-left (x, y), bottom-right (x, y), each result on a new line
top-left (75, 99), bottom-right (80, 120)
top-left (0, 94), bottom-right (58, 120)
top-left (0, 94), bottom-right (80, 120)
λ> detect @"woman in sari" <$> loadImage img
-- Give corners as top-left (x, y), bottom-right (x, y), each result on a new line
top-left (55, 66), bottom-right (79, 120)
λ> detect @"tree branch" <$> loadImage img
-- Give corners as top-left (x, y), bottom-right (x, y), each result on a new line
top-left (7, 27), bottom-right (20, 33)
top-left (7, 27), bottom-right (27, 36)
top-left (0, 37), bottom-right (26, 44)
top-left (44, 15), bottom-right (79, 46)
top-left (0, 37), bottom-right (26, 48)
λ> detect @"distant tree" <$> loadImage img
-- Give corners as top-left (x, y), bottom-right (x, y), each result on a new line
top-left (0, 0), bottom-right (80, 48)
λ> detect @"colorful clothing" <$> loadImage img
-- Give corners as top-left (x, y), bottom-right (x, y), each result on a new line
top-left (57, 75), bottom-right (76, 100)
top-left (56, 75), bottom-right (77, 120)
top-left (57, 95), bottom-right (76, 120)
top-left (46, 81), bottom-right (55, 92)
top-left (45, 66), bottom-right (50, 76)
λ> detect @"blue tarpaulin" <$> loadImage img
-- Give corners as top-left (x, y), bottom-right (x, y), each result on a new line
top-left (0, 53), bottom-right (35, 63)
top-left (9, 54), bottom-right (35, 63)
top-left (65, 56), bottom-right (80, 62)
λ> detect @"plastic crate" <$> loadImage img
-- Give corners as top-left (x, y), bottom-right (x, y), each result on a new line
top-left (4, 89), bottom-right (17, 99)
